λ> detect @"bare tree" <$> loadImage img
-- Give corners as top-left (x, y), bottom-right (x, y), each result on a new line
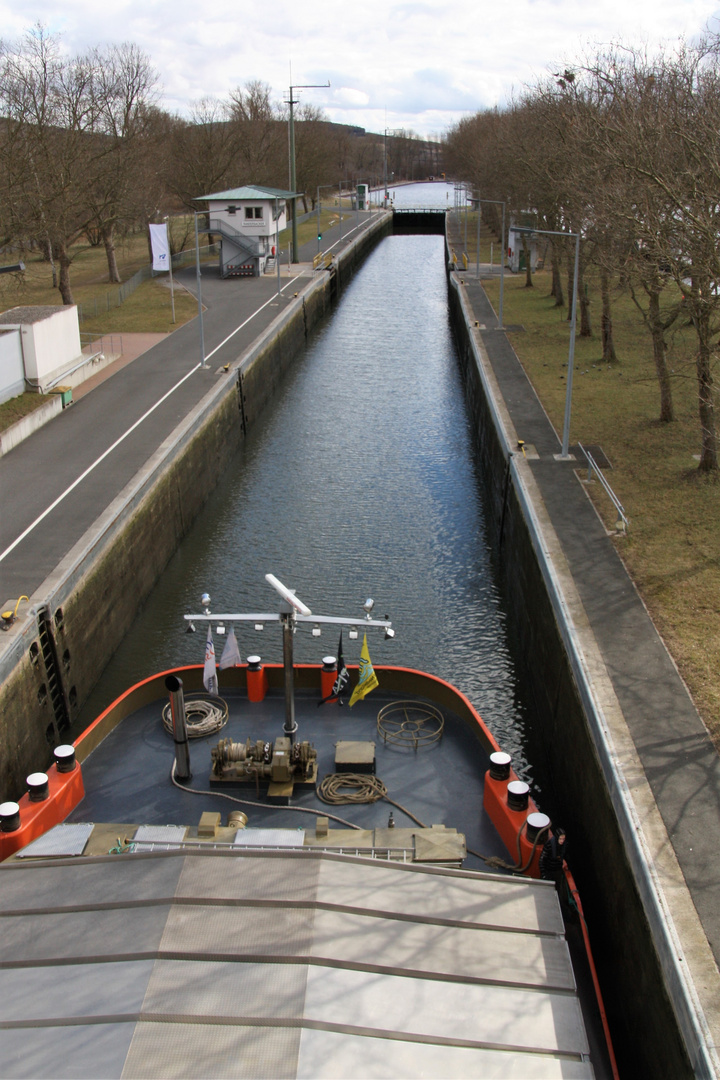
top-left (228, 80), bottom-right (283, 186)
top-left (83, 43), bottom-right (159, 282)
top-left (168, 98), bottom-right (239, 210)
top-left (585, 42), bottom-right (720, 468)
top-left (0, 26), bottom-right (97, 304)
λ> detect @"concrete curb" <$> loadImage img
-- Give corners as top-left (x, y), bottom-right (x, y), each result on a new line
top-left (0, 397), bottom-right (63, 457)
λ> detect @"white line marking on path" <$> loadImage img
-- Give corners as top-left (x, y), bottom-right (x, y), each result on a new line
top-left (0, 277), bottom-right (303, 566)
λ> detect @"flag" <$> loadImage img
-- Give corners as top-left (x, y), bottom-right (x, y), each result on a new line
top-left (318, 631), bottom-right (350, 705)
top-left (348, 633), bottom-right (379, 707)
top-left (149, 223), bottom-right (170, 272)
top-left (203, 626), bottom-right (218, 695)
top-left (219, 626), bottom-right (242, 670)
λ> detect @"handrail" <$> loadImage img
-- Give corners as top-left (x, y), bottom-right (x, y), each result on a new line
top-left (205, 217), bottom-right (261, 260)
top-left (46, 350), bottom-right (103, 390)
top-left (578, 442), bottom-right (629, 530)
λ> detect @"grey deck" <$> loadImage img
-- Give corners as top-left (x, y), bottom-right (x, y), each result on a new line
top-left (64, 688), bottom-right (510, 870)
top-left (0, 848), bottom-right (592, 1079)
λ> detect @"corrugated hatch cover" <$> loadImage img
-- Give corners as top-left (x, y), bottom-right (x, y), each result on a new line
top-left (0, 850), bottom-right (594, 1078)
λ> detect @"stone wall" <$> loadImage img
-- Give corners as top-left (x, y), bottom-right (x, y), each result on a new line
top-left (446, 274), bottom-right (692, 1078)
top-left (0, 215), bottom-right (391, 802)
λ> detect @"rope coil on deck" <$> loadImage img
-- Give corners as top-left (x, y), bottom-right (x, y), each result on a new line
top-left (162, 694), bottom-right (229, 739)
top-left (317, 773), bottom-right (388, 805)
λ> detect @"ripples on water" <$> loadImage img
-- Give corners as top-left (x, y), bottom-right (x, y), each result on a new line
top-left (78, 189), bottom-right (532, 778)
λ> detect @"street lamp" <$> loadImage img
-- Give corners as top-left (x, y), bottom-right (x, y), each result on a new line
top-left (514, 225), bottom-right (580, 458)
top-left (473, 196), bottom-right (506, 330)
top-left (316, 183), bottom-right (338, 256)
top-left (193, 211), bottom-right (206, 367)
top-left (164, 216), bottom-right (176, 324)
top-left (287, 79), bottom-right (330, 263)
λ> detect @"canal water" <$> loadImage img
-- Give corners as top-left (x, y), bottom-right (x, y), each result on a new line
top-left (77, 183), bottom-right (533, 779)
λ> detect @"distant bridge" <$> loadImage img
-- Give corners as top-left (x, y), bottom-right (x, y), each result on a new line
top-left (392, 208), bottom-right (447, 235)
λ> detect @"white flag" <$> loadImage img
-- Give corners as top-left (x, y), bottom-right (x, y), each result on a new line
top-left (149, 223), bottom-right (170, 272)
top-left (219, 626), bottom-right (242, 670)
top-left (203, 626), bottom-right (218, 695)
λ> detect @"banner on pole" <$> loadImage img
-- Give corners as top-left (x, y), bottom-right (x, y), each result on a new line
top-left (149, 223), bottom-right (170, 272)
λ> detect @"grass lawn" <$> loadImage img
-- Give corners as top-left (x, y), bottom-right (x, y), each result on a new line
top-left (0, 226), bottom-right (205, 335)
top-left (0, 392), bottom-right (51, 433)
top-left (276, 207), bottom-right (368, 255)
top-left (483, 269), bottom-right (720, 743)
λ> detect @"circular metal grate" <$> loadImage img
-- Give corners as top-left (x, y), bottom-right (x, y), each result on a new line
top-left (377, 700), bottom-right (445, 749)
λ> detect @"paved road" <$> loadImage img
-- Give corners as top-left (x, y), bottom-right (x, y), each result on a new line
top-left (0, 211), bottom-right (383, 603)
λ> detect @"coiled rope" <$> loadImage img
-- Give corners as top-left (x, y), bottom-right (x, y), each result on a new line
top-left (316, 772), bottom-right (549, 873)
top-left (162, 695), bottom-right (228, 739)
top-left (317, 772), bottom-right (426, 828)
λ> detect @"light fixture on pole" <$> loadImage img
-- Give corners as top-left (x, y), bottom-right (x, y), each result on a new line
top-left (474, 196), bottom-right (506, 330)
top-left (193, 211), bottom-right (206, 367)
top-left (383, 126), bottom-right (388, 206)
top-left (514, 225), bottom-right (580, 458)
top-left (274, 197), bottom-right (281, 298)
top-left (287, 79), bottom-right (330, 263)
top-left (164, 216), bottom-right (176, 324)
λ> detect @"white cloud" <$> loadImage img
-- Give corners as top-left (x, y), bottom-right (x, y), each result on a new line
top-left (1, 0), bottom-right (718, 134)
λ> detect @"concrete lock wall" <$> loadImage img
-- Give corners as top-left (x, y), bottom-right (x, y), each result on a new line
top-left (0, 214), bottom-right (391, 804)
top-left (445, 274), bottom-right (692, 1079)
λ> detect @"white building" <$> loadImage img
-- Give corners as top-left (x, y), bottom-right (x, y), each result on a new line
top-left (195, 186), bottom-right (299, 278)
top-left (507, 225), bottom-right (540, 275)
top-left (0, 305), bottom-right (83, 399)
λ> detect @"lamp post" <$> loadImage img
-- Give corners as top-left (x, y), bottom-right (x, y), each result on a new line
top-left (383, 128), bottom-right (388, 206)
top-left (514, 225), bottom-right (580, 458)
top-left (274, 197), bottom-right (281, 297)
top-left (474, 197), bottom-right (506, 330)
top-left (193, 211), bottom-right (206, 367)
top-left (164, 216), bottom-right (176, 324)
top-left (287, 79), bottom-right (330, 263)
top-left (316, 183), bottom-right (337, 256)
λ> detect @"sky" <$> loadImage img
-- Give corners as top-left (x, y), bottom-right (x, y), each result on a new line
top-left (1, 0), bottom-right (719, 137)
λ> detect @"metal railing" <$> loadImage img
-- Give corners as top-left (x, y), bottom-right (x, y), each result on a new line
top-left (579, 442), bottom-right (629, 531)
top-left (77, 243), bottom-right (219, 323)
top-left (80, 332), bottom-right (122, 356)
top-left (206, 218), bottom-right (262, 259)
top-left (126, 838), bottom-right (416, 861)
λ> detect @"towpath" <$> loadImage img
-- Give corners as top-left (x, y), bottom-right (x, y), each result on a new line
top-left (447, 238), bottom-right (720, 1071)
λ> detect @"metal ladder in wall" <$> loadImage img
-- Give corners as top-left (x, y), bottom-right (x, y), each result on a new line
top-left (37, 607), bottom-right (70, 737)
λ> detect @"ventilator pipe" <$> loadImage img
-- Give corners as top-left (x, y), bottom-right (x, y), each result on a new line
top-left (26, 773), bottom-right (49, 802)
top-left (165, 675), bottom-right (191, 781)
top-left (507, 780), bottom-right (530, 812)
top-left (321, 656), bottom-right (337, 699)
top-left (246, 655), bottom-right (268, 702)
top-left (0, 802), bottom-right (20, 833)
top-left (489, 751), bottom-right (511, 781)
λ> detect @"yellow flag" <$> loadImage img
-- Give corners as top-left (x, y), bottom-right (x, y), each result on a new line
top-left (348, 633), bottom-right (379, 707)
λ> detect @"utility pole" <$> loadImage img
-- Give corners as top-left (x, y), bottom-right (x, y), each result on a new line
top-left (287, 79), bottom-right (330, 263)
top-left (383, 120), bottom-right (388, 206)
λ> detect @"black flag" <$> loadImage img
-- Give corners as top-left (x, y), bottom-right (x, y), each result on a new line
top-left (318, 631), bottom-right (350, 705)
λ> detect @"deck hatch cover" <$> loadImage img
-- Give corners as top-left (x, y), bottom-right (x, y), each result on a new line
top-left (132, 825), bottom-right (186, 849)
top-left (16, 822), bottom-right (94, 858)
top-left (232, 828), bottom-right (305, 847)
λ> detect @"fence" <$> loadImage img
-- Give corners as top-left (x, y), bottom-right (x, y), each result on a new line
top-left (77, 243), bottom-right (219, 323)
top-left (579, 442), bottom-right (629, 531)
